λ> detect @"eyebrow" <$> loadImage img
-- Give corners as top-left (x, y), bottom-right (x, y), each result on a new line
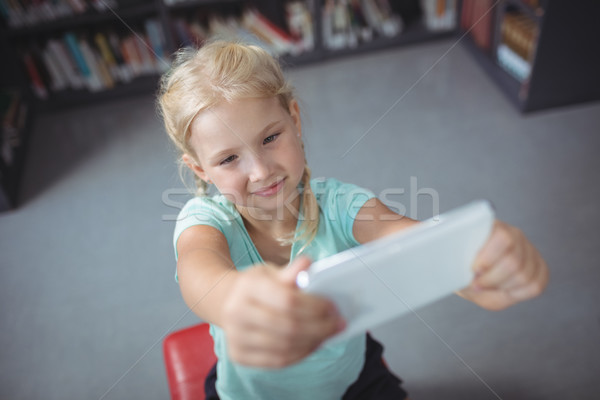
top-left (209, 120), bottom-right (282, 163)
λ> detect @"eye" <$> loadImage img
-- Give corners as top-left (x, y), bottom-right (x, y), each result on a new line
top-left (219, 155), bottom-right (237, 165)
top-left (263, 133), bottom-right (280, 144)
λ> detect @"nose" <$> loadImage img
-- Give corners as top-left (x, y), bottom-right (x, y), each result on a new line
top-left (246, 154), bottom-right (271, 183)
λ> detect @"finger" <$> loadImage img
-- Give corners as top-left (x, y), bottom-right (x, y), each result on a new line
top-left (497, 237), bottom-right (538, 291)
top-left (290, 292), bottom-right (339, 319)
top-left (458, 285), bottom-right (515, 311)
top-left (474, 244), bottom-right (524, 289)
top-left (251, 293), bottom-right (344, 337)
top-left (279, 255), bottom-right (312, 286)
top-left (506, 252), bottom-right (549, 300)
top-left (228, 320), bottom-right (336, 368)
top-left (473, 221), bottom-right (515, 274)
top-left (248, 268), bottom-right (301, 312)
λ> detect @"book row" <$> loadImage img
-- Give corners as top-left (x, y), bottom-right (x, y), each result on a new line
top-left (171, 5), bottom-right (314, 57)
top-left (322, 0), bottom-right (457, 51)
top-left (19, 18), bottom-right (169, 99)
top-left (0, 0), bottom-right (120, 28)
top-left (497, 11), bottom-right (538, 82)
top-left (500, 11), bottom-right (538, 62)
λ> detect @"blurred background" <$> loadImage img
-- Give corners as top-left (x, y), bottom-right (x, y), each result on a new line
top-left (1, 1), bottom-right (599, 399)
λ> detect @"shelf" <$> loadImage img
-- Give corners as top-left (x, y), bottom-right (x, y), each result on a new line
top-left (321, 20), bottom-right (456, 61)
top-left (461, 34), bottom-right (524, 111)
top-left (32, 74), bottom-right (160, 113)
top-left (7, 4), bottom-right (158, 37)
top-left (280, 49), bottom-right (325, 68)
top-left (165, 0), bottom-right (242, 12)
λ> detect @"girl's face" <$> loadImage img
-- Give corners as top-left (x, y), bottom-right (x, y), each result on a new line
top-left (184, 97), bottom-right (306, 214)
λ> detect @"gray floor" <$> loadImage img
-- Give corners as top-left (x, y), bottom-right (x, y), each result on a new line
top-left (1, 38), bottom-right (599, 399)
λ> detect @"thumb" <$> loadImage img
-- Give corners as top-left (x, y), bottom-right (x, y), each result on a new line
top-left (279, 255), bottom-right (312, 286)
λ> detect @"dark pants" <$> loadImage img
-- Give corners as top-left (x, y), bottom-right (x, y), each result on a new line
top-left (205, 333), bottom-right (408, 399)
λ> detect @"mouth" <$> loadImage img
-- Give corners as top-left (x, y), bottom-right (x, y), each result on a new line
top-left (252, 178), bottom-right (285, 197)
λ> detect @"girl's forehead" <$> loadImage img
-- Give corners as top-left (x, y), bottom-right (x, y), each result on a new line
top-left (191, 97), bottom-right (285, 138)
top-left (189, 97), bottom-right (288, 152)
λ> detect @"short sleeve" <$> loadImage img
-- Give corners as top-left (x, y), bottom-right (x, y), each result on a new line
top-left (313, 178), bottom-right (376, 247)
top-left (172, 196), bottom-right (238, 261)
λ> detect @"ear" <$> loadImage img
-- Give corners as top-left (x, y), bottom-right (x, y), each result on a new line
top-left (182, 154), bottom-right (210, 183)
top-left (288, 99), bottom-right (302, 138)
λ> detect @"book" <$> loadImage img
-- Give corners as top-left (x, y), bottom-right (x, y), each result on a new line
top-left (64, 31), bottom-right (94, 89)
top-left (120, 35), bottom-right (143, 77)
top-left (286, 1), bottom-right (315, 52)
top-left (421, 0), bottom-right (457, 31)
top-left (242, 8), bottom-right (300, 56)
top-left (322, 0), bottom-right (346, 50)
top-left (28, 41), bottom-right (53, 92)
top-left (4, 0), bottom-right (26, 27)
top-left (65, 0), bottom-right (87, 14)
top-left (46, 38), bottom-right (85, 89)
top-left (107, 30), bottom-right (133, 83)
top-left (362, 0), bottom-right (402, 38)
top-left (94, 32), bottom-right (121, 83)
top-left (497, 43), bottom-right (530, 82)
top-left (145, 18), bottom-right (169, 72)
top-left (501, 11), bottom-right (538, 62)
top-left (496, 10), bottom-right (538, 82)
top-left (78, 38), bottom-right (107, 91)
top-left (93, 49), bottom-right (115, 89)
top-left (134, 34), bottom-right (156, 75)
top-left (462, 0), bottom-right (493, 51)
top-left (41, 45), bottom-right (69, 91)
top-left (21, 50), bottom-right (48, 99)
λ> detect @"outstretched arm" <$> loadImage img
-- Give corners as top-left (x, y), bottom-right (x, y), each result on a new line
top-left (353, 198), bottom-right (549, 310)
top-left (177, 225), bottom-right (343, 368)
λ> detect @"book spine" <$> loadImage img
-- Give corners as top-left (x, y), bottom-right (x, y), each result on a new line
top-left (93, 49), bottom-right (115, 89)
top-left (120, 35), bottom-right (142, 77)
top-left (41, 46), bottom-right (69, 91)
top-left (78, 38), bottom-right (105, 91)
top-left (94, 32), bottom-right (121, 82)
top-left (47, 38), bottom-right (85, 89)
top-left (21, 51), bottom-right (48, 99)
top-left (107, 31), bottom-right (133, 83)
top-left (145, 18), bottom-right (169, 72)
top-left (497, 43), bottom-right (530, 82)
top-left (64, 32), bottom-right (91, 78)
top-left (135, 34), bottom-right (155, 75)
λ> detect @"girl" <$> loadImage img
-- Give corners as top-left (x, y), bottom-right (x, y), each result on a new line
top-left (157, 41), bottom-right (548, 400)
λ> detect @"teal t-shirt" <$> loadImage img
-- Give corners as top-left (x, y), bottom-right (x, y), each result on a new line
top-left (173, 177), bottom-right (376, 400)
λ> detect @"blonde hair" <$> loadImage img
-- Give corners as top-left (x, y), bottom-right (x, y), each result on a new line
top-left (157, 40), bottom-right (319, 249)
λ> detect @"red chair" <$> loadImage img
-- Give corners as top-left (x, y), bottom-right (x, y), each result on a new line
top-left (163, 323), bottom-right (217, 400)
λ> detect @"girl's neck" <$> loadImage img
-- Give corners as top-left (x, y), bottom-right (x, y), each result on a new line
top-left (237, 195), bottom-right (301, 241)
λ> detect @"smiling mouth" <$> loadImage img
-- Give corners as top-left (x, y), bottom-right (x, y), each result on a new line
top-left (253, 179), bottom-right (285, 197)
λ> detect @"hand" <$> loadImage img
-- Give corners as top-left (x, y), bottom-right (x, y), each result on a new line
top-left (457, 220), bottom-right (549, 311)
top-left (221, 256), bottom-right (345, 368)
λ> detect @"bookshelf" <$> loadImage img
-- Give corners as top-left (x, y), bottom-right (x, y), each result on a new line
top-left (0, 0), bottom-right (460, 210)
top-left (1, 0), bottom-right (460, 110)
top-left (0, 30), bottom-right (31, 211)
top-left (460, 0), bottom-right (600, 112)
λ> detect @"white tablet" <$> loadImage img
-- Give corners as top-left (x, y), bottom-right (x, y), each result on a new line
top-left (296, 200), bottom-right (495, 344)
